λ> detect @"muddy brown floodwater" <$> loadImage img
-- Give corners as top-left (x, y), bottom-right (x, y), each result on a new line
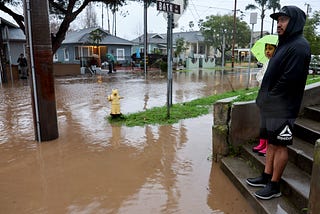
top-left (0, 69), bottom-right (257, 214)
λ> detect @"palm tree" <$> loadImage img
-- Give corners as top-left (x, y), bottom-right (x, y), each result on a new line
top-left (245, 0), bottom-right (268, 38)
top-left (268, 0), bottom-right (281, 34)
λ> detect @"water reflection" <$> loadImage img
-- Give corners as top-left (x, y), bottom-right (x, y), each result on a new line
top-left (0, 69), bottom-right (256, 213)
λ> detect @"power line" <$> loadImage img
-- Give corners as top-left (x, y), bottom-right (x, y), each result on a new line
top-left (189, 0), bottom-right (202, 20)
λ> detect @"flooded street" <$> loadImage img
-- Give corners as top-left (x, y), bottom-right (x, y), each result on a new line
top-left (0, 69), bottom-right (257, 213)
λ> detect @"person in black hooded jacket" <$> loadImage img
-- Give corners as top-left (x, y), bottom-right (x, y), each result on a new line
top-left (246, 6), bottom-right (311, 200)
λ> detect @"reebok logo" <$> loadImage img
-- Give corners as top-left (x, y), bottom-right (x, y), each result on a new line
top-left (277, 125), bottom-right (293, 141)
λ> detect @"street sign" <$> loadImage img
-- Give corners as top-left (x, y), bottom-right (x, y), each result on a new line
top-left (161, 0), bottom-right (185, 25)
top-left (157, 1), bottom-right (181, 14)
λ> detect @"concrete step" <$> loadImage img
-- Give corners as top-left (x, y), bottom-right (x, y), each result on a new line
top-left (288, 137), bottom-right (314, 175)
top-left (294, 117), bottom-right (320, 144)
top-left (220, 157), bottom-right (300, 214)
top-left (303, 105), bottom-right (320, 122)
top-left (241, 144), bottom-right (311, 211)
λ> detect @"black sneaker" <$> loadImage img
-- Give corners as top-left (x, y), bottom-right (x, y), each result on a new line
top-left (246, 172), bottom-right (271, 187)
top-left (254, 181), bottom-right (281, 200)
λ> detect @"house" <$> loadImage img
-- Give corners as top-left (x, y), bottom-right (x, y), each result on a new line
top-left (0, 17), bottom-right (26, 65)
top-left (131, 31), bottom-right (215, 59)
top-left (235, 31), bottom-right (272, 63)
top-left (131, 31), bottom-right (216, 69)
top-left (55, 27), bottom-right (133, 67)
top-left (0, 17), bottom-right (26, 81)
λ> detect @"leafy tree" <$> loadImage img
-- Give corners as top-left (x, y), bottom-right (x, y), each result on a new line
top-left (1, 0), bottom-right (189, 54)
top-left (245, 0), bottom-right (268, 38)
top-left (199, 14), bottom-right (251, 54)
top-left (0, 0), bottom-right (126, 54)
top-left (268, 0), bottom-right (281, 34)
top-left (0, 0), bottom-right (24, 31)
top-left (304, 11), bottom-right (320, 55)
top-left (88, 28), bottom-right (106, 46)
top-left (174, 37), bottom-right (186, 57)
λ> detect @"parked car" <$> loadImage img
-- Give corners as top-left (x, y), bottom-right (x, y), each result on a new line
top-left (309, 55), bottom-right (320, 75)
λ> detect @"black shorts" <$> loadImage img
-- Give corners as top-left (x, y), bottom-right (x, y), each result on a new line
top-left (261, 118), bottom-right (295, 146)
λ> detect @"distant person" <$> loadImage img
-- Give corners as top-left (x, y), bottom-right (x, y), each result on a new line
top-left (246, 6), bottom-right (311, 200)
top-left (253, 43), bottom-right (277, 156)
top-left (106, 53), bottom-right (115, 74)
top-left (17, 53), bottom-right (28, 79)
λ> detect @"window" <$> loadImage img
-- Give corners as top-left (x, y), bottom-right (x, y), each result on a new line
top-left (64, 48), bottom-right (69, 61)
top-left (74, 46), bottom-right (80, 60)
top-left (53, 53), bottom-right (58, 62)
top-left (116, 48), bottom-right (125, 60)
top-left (74, 46), bottom-right (93, 60)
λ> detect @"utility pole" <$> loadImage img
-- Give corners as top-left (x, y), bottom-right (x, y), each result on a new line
top-left (144, 0), bottom-right (148, 76)
top-left (107, 6), bottom-right (110, 33)
top-left (101, 3), bottom-right (104, 29)
top-left (24, 0), bottom-right (59, 142)
top-left (231, 0), bottom-right (237, 69)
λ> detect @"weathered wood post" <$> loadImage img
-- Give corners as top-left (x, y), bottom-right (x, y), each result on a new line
top-left (24, 0), bottom-right (59, 141)
top-left (308, 139), bottom-right (320, 214)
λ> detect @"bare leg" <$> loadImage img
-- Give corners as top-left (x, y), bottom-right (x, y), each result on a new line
top-left (271, 145), bottom-right (288, 182)
top-left (264, 144), bottom-right (275, 175)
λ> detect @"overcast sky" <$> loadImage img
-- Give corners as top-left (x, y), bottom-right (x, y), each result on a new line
top-left (1, 0), bottom-right (319, 41)
top-left (95, 0), bottom-right (320, 40)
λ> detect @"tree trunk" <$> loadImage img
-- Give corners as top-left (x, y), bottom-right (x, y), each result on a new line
top-left (24, 0), bottom-right (59, 141)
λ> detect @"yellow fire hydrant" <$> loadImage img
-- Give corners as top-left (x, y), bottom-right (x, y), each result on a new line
top-left (107, 89), bottom-right (123, 116)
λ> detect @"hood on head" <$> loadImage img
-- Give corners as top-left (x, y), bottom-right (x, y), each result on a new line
top-left (270, 6), bottom-right (306, 39)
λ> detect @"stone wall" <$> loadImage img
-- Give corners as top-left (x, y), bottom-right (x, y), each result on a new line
top-left (202, 58), bottom-right (215, 69)
top-left (212, 97), bottom-right (260, 161)
top-left (212, 82), bottom-right (320, 161)
top-left (186, 58), bottom-right (199, 69)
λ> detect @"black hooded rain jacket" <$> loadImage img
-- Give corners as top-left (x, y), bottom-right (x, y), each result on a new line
top-left (256, 6), bottom-right (311, 118)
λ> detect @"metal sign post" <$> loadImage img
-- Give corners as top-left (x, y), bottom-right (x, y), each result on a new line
top-left (247, 12), bottom-right (257, 89)
top-left (157, 0), bottom-right (181, 118)
top-left (166, 11), bottom-right (173, 117)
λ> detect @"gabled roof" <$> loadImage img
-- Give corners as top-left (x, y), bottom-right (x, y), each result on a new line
top-left (0, 17), bottom-right (19, 28)
top-left (131, 33), bottom-right (167, 45)
top-left (0, 17), bottom-right (25, 41)
top-left (131, 31), bottom-right (205, 45)
top-left (172, 31), bottom-right (204, 43)
top-left (62, 27), bottom-right (133, 46)
top-left (151, 34), bottom-right (164, 39)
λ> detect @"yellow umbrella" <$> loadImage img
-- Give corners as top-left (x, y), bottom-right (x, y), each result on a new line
top-left (251, 35), bottom-right (278, 64)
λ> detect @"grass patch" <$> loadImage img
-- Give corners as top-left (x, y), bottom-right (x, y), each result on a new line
top-left (307, 75), bottom-right (320, 85)
top-left (107, 75), bottom-right (320, 127)
top-left (107, 88), bottom-right (257, 127)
